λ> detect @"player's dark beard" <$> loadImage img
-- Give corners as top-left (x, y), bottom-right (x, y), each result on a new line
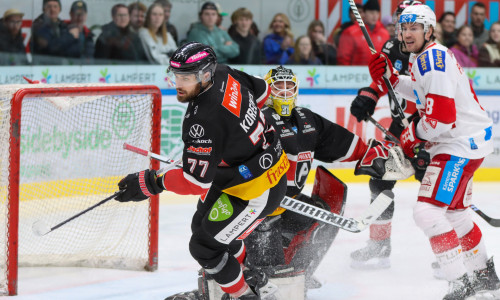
top-left (176, 84), bottom-right (201, 103)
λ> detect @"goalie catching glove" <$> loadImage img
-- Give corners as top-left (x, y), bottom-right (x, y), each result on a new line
top-left (116, 169), bottom-right (164, 202)
top-left (355, 139), bottom-right (414, 181)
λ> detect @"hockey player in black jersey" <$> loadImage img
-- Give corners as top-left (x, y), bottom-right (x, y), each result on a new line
top-left (116, 42), bottom-right (290, 300)
top-left (349, 0), bottom-right (431, 270)
top-left (230, 66), bottom-right (413, 299)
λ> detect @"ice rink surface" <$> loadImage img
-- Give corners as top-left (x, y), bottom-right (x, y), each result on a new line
top-left (10, 181), bottom-right (500, 300)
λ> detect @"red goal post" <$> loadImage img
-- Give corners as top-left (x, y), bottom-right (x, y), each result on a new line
top-left (0, 83), bottom-right (162, 295)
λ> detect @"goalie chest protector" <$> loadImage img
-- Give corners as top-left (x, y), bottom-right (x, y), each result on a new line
top-left (262, 106), bottom-right (318, 197)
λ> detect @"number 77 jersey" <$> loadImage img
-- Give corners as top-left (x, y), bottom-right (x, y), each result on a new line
top-left (178, 64), bottom-right (289, 200)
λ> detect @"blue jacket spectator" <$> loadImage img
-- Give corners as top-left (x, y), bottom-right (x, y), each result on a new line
top-left (186, 1), bottom-right (239, 64)
top-left (31, 0), bottom-right (81, 64)
top-left (94, 4), bottom-right (147, 63)
top-left (263, 13), bottom-right (294, 65)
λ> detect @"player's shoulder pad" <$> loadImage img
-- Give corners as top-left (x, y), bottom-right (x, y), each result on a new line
top-left (430, 48), bottom-right (446, 72)
top-left (416, 50), bottom-right (431, 76)
top-left (416, 44), bottom-right (447, 76)
top-left (219, 72), bottom-right (245, 118)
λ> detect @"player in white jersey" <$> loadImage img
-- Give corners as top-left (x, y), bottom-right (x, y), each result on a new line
top-left (368, 4), bottom-right (499, 300)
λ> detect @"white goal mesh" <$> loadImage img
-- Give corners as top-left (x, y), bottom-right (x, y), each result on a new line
top-left (0, 83), bottom-right (162, 295)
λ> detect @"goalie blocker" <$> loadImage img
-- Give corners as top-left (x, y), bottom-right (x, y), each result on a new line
top-left (166, 166), bottom-right (347, 300)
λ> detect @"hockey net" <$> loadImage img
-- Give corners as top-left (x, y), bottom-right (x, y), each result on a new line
top-left (0, 83), bottom-right (162, 295)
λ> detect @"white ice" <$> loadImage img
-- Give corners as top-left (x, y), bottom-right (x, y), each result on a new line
top-left (12, 182), bottom-right (500, 300)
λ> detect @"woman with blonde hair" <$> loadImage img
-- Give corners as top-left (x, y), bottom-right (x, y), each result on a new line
top-left (138, 2), bottom-right (177, 64)
top-left (263, 13), bottom-right (294, 64)
top-left (479, 21), bottom-right (500, 67)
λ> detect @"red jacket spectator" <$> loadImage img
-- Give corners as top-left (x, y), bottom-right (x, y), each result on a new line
top-left (337, 20), bottom-right (389, 65)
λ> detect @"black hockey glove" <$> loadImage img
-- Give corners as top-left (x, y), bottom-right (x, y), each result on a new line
top-left (116, 169), bottom-right (164, 202)
top-left (411, 144), bottom-right (430, 182)
top-left (350, 87), bottom-right (379, 122)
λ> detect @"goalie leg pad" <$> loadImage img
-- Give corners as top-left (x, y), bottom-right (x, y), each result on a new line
top-left (283, 167), bottom-right (348, 284)
top-left (245, 215), bottom-right (285, 268)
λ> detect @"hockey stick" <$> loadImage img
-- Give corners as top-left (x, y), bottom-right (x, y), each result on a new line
top-left (281, 190), bottom-right (393, 233)
top-left (471, 204), bottom-right (500, 227)
top-left (32, 191), bottom-right (123, 236)
top-left (367, 116), bottom-right (400, 144)
top-left (123, 144), bottom-right (393, 233)
top-left (348, 0), bottom-right (409, 128)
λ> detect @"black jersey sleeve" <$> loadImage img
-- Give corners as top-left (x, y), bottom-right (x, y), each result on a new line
top-left (311, 111), bottom-right (357, 163)
top-left (232, 67), bottom-right (270, 108)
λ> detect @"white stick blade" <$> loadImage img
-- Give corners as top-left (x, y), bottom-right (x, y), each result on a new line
top-left (32, 220), bottom-right (51, 236)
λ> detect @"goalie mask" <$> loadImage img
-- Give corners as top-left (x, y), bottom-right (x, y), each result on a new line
top-left (264, 66), bottom-right (299, 118)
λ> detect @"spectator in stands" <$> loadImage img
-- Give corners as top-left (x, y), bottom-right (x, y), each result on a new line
top-left (186, 1), bottom-right (239, 64)
top-left (479, 21), bottom-right (500, 67)
top-left (450, 25), bottom-right (479, 68)
top-left (154, 0), bottom-right (178, 45)
top-left (434, 22), bottom-right (444, 44)
top-left (439, 11), bottom-right (457, 47)
top-left (307, 19), bottom-right (336, 65)
top-left (382, 15), bottom-right (395, 39)
top-left (0, 8), bottom-right (28, 65)
top-left (215, 2), bottom-right (228, 31)
top-left (94, 4), bottom-right (147, 63)
top-left (469, 2), bottom-right (489, 49)
top-left (286, 35), bottom-right (321, 65)
top-left (337, 0), bottom-right (389, 65)
top-left (138, 2), bottom-right (177, 65)
top-left (31, 0), bottom-right (81, 63)
top-left (128, 2), bottom-right (146, 33)
top-left (227, 7), bottom-right (262, 64)
top-left (333, 3), bottom-right (363, 47)
top-left (65, 1), bottom-right (94, 60)
top-left (263, 13), bottom-right (294, 65)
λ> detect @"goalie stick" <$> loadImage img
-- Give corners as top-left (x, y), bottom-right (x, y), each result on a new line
top-left (348, 0), bottom-right (409, 128)
top-left (123, 143), bottom-right (393, 233)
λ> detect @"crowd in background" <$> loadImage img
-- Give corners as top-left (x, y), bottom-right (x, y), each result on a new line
top-left (0, 0), bottom-right (499, 67)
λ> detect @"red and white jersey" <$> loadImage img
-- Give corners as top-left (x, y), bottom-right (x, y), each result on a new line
top-left (395, 42), bottom-right (493, 159)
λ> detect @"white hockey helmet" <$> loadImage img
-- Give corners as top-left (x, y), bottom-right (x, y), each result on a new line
top-left (398, 4), bottom-right (436, 34)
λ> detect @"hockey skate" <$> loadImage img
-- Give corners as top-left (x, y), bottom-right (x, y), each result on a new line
top-left (221, 269), bottom-right (278, 300)
top-left (471, 257), bottom-right (500, 299)
top-left (432, 261), bottom-right (446, 280)
top-left (305, 275), bottom-right (322, 290)
top-left (443, 273), bottom-right (476, 300)
top-left (350, 238), bottom-right (391, 270)
top-left (165, 290), bottom-right (202, 300)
